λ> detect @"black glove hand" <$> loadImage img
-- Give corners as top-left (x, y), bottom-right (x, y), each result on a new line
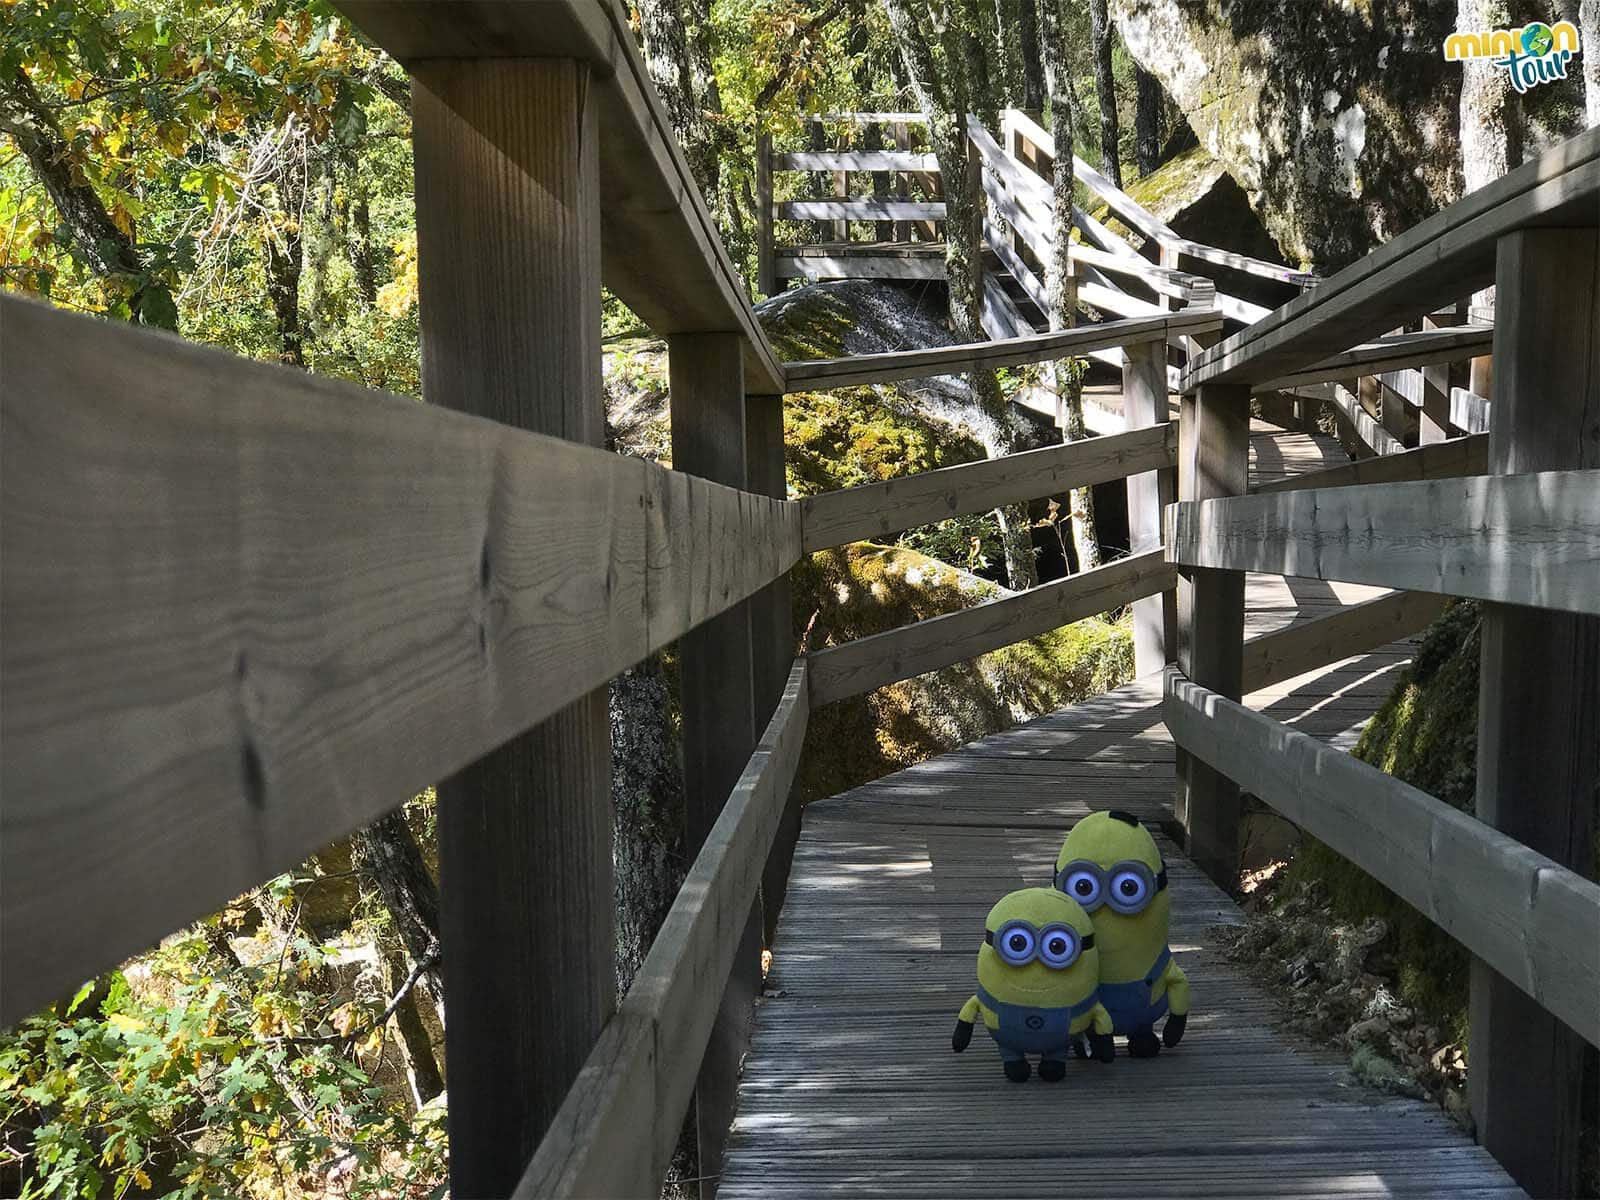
top-left (952, 1018), bottom-right (974, 1052)
top-left (1090, 1032), bottom-right (1115, 1063)
top-left (1163, 1012), bottom-right (1187, 1048)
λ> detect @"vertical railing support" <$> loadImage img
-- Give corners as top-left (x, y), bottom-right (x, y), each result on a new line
top-left (1174, 382), bottom-right (1249, 886)
top-left (1418, 307), bottom-right (1460, 443)
top-left (756, 132), bottom-right (775, 298)
top-left (1466, 228), bottom-right (1598, 1199)
top-left (670, 333), bottom-right (763, 1200)
top-left (412, 59), bottom-right (614, 1199)
top-left (1123, 339), bottom-right (1173, 676)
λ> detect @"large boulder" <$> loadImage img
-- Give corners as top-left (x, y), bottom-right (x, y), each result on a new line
top-left (1111, 0), bottom-right (1589, 271)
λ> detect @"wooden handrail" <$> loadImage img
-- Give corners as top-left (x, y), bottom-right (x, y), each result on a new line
top-left (1167, 468), bottom-right (1600, 615)
top-left (1250, 433), bottom-right (1488, 493)
top-left (516, 660), bottom-right (810, 1198)
top-left (1183, 126), bottom-right (1600, 391)
top-left (778, 199), bottom-right (946, 221)
top-left (783, 309), bottom-right (1222, 391)
top-left (1255, 325), bottom-right (1494, 392)
top-left (773, 150), bottom-right (939, 172)
top-left (333, 0), bottom-right (785, 395)
top-left (808, 549), bottom-right (1174, 705)
top-left (1164, 669), bottom-right (1600, 1048)
top-left (0, 293), bottom-right (802, 1025)
top-left (801, 423), bottom-right (1178, 552)
top-left (1241, 591), bottom-right (1447, 692)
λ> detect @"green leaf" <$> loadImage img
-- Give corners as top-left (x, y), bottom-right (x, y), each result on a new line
top-left (65, 981), bottom-right (94, 1017)
top-left (135, 284), bottom-right (179, 332)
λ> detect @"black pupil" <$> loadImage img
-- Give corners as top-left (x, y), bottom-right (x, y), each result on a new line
top-left (1009, 934), bottom-right (1026, 951)
top-left (1075, 879), bottom-right (1091, 895)
top-left (1121, 879), bottom-right (1138, 895)
top-left (1048, 937), bottom-right (1066, 955)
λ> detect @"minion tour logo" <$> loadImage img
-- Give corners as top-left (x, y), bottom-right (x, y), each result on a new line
top-left (1444, 19), bottom-right (1583, 94)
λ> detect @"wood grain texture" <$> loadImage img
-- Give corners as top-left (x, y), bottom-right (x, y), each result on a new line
top-left (800, 423), bottom-right (1176, 552)
top-left (1252, 432), bottom-right (1488, 493)
top-left (783, 310), bottom-right (1221, 391)
top-left (515, 662), bottom-right (810, 1199)
top-left (1254, 326), bottom-right (1494, 392)
top-left (1164, 670), bottom-right (1599, 1048)
top-left (1123, 340), bottom-right (1176, 677)
top-left (1241, 591), bottom-right (1446, 692)
top-left (1168, 468), bottom-right (1600, 616)
top-left (808, 550), bottom-right (1175, 706)
top-left (1174, 384), bottom-right (1250, 886)
top-left (411, 59), bottom-right (614, 1197)
top-left (0, 292), bottom-right (801, 1025)
top-left (774, 150), bottom-right (939, 172)
top-left (332, 0), bottom-right (784, 394)
top-left (1467, 227), bottom-right (1600, 1199)
top-left (775, 253), bottom-right (947, 281)
top-left (778, 199), bottom-right (946, 220)
top-left (1184, 127), bottom-right (1600, 391)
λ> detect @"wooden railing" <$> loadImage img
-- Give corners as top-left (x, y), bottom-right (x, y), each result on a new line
top-left (1166, 123), bottom-right (1600, 1200)
top-left (4, 12), bottom-right (1597, 1197)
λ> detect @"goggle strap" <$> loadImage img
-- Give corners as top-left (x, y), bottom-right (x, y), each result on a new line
top-left (983, 928), bottom-right (1095, 951)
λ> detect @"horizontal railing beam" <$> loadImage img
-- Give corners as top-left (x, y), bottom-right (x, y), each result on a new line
top-left (801, 423), bottom-right (1178, 552)
top-left (1167, 468), bottom-right (1600, 616)
top-left (1241, 591), bottom-right (1448, 692)
top-left (516, 660), bottom-right (810, 1199)
top-left (1255, 325), bottom-right (1494, 392)
top-left (808, 549), bottom-right (1174, 705)
top-left (0, 294), bottom-right (803, 1025)
top-left (1164, 669), bottom-right (1600, 1047)
top-left (784, 310), bottom-right (1221, 391)
top-left (773, 151), bottom-right (938, 172)
top-left (1183, 126), bottom-right (1600, 391)
top-left (1251, 432), bottom-right (1488, 493)
top-left (778, 199), bottom-right (946, 221)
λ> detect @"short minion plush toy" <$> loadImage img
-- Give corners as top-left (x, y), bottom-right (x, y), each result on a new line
top-left (951, 887), bottom-right (1114, 1082)
top-left (1054, 810), bottom-right (1189, 1057)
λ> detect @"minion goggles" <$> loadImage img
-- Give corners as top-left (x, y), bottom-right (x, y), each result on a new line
top-left (1054, 859), bottom-right (1169, 915)
top-left (985, 920), bottom-right (1094, 969)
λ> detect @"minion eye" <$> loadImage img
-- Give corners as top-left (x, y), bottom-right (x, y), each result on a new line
top-left (1037, 927), bottom-right (1078, 969)
top-left (1109, 868), bottom-right (1151, 911)
top-left (997, 924), bottom-right (1036, 965)
top-left (1062, 868), bottom-right (1102, 908)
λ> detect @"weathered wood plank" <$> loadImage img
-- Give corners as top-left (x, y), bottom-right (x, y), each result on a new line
top-left (1324, 381), bottom-right (1404, 457)
top-left (1466, 226), bottom-right (1599, 1199)
top-left (1241, 591), bottom-right (1446, 692)
top-left (331, 0), bottom-right (784, 394)
top-left (783, 311), bottom-right (1222, 391)
top-left (1256, 325), bottom-right (1494, 392)
top-left (1184, 127), bottom-right (1600, 391)
top-left (807, 550), bottom-right (1174, 706)
top-left (1168, 469), bottom-right (1600, 615)
top-left (800, 423), bottom-right (1177, 552)
top-left (774, 151), bottom-right (940, 172)
top-left (1251, 432), bottom-right (1488, 493)
top-left (0, 293), bottom-right (802, 1025)
top-left (1123, 340), bottom-right (1176, 676)
top-left (515, 661), bottom-right (809, 1199)
top-left (779, 199), bottom-right (947, 221)
top-left (1164, 670), bottom-right (1600, 1048)
top-left (775, 253), bottom-right (946, 281)
top-left (1450, 386), bottom-right (1491, 434)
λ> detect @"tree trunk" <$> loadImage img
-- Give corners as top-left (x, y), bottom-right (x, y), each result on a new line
top-left (0, 68), bottom-right (165, 325)
top-left (1018, 0), bottom-right (1046, 116)
top-left (1134, 66), bottom-right (1162, 178)
top-left (994, 0), bottom-right (1024, 109)
top-left (1457, 0), bottom-right (1519, 316)
top-left (1039, 0), bottom-right (1101, 571)
top-left (1088, 0), bottom-right (1122, 188)
top-left (351, 810), bottom-right (444, 1005)
top-left (381, 948), bottom-right (446, 1104)
top-left (265, 135), bottom-right (307, 369)
top-left (1582, 0), bottom-right (1600, 126)
top-left (639, 0), bottom-right (718, 199)
top-left (609, 656), bottom-right (688, 995)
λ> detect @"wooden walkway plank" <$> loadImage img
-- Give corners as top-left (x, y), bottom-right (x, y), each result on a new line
top-left (720, 426), bottom-right (1522, 1198)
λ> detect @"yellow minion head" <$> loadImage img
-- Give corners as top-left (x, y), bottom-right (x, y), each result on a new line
top-left (1053, 810), bottom-right (1170, 979)
top-left (975, 886), bottom-right (1099, 1007)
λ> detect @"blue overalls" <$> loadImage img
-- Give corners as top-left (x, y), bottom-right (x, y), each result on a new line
top-left (1098, 946), bottom-right (1172, 1034)
top-left (976, 985), bottom-right (1098, 1061)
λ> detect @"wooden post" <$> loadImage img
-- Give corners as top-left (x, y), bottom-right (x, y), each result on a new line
top-left (1466, 228), bottom-right (1599, 1200)
top-left (747, 393), bottom-right (797, 941)
top-left (670, 333), bottom-right (763, 1200)
top-left (1419, 308), bottom-right (1460, 443)
top-left (1174, 382), bottom-right (1249, 887)
top-left (1124, 340), bottom-right (1173, 676)
top-left (832, 167), bottom-right (849, 243)
top-left (411, 60), bottom-right (613, 1199)
top-left (756, 132), bottom-right (775, 298)
top-left (892, 121), bottom-right (911, 243)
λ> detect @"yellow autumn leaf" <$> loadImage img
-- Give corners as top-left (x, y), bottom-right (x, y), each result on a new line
top-left (133, 1169), bottom-right (152, 1190)
top-left (107, 1012), bottom-right (144, 1035)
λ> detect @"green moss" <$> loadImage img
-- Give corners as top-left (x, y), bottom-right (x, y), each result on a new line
top-left (1284, 600), bottom-right (1482, 1041)
top-left (782, 385), bottom-right (983, 498)
top-left (790, 543), bottom-right (1133, 804)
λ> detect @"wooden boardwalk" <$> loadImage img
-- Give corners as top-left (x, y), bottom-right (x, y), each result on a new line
top-left (720, 426), bottom-right (1521, 1198)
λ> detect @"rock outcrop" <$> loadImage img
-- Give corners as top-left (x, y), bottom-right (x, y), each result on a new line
top-left (1111, 0), bottom-right (1589, 270)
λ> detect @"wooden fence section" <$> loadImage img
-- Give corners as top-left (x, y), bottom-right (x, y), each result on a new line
top-left (1239, 590), bottom-right (1447, 692)
top-left (515, 662), bottom-right (809, 1198)
top-left (1251, 433), bottom-right (1488, 493)
top-left (0, 292), bottom-right (801, 1027)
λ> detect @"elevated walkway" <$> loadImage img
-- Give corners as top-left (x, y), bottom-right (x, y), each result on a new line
top-left (721, 425), bottom-right (1522, 1198)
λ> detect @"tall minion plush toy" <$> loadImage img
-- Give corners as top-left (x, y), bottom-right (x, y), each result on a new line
top-left (1054, 810), bottom-right (1189, 1057)
top-left (951, 887), bottom-right (1114, 1082)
